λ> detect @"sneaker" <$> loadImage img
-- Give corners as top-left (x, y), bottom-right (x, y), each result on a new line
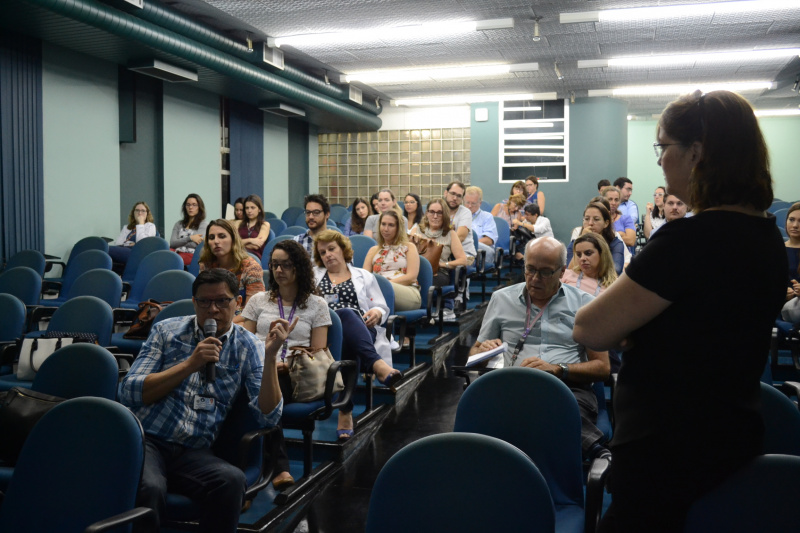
top-left (442, 309), bottom-right (458, 322)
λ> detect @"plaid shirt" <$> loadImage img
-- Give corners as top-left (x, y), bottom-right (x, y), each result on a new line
top-left (118, 316), bottom-right (282, 449)
top-left (293, 231), bottom-right (314, 255)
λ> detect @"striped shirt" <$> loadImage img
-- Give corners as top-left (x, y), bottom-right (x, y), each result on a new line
top-left (118, 316), bottom-right (282, 449)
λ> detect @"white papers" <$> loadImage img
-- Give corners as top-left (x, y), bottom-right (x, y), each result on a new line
top-left (466, 342), bottom-right (507, 367)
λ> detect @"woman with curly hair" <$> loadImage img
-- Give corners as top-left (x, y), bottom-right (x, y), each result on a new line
top-left (199, 219), bottom-right (264, 319)
top-left (241, 239), bottom-right (330, 490)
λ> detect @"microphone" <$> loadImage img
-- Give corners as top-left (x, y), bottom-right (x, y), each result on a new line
top-left (203, 318), bottom-right (217, 382)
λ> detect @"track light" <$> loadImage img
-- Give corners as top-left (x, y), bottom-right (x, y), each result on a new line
top-left (554, 62), bottom-right (564, 81)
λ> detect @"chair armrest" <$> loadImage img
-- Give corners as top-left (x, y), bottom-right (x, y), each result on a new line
top-left (426, 286), bottom-right (442, 325)
top-left (781, 381), bottom-right (800, 407)
top-left (113, 308), bottom-right (138, 325)
top-left (236, 425), bottom-right (281, 473)
top-left (584, 451), bottom-right (612, 533)
top-left (327, 359), bottom-right (358, 413)
top-left (121, 282), bottom-right (132, 297)
top-left (1, 343), bottom-right (19, 367)
top-left (474, 249), bottom-right (486, 274)
top-left (30, 306), bottom-right (57, 325)
top-left (607, 373), bottom-right (618, 428)
top-left (40, 280), bottom-right (62, 295)
top-left (83, 507), bottom-right (157, 533)
top-left (386, 315), bottom-right (407, 352)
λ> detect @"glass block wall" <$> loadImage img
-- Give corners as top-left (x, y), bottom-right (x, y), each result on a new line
top-left (318, 128), bottom-right (471, 206)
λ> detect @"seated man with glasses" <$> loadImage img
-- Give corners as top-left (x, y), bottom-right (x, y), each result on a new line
top-left (293, 193), bottom-right (331, 255)
top-left (119, 268), bottom-right (289, 533)
top-left (469, 237), bottom-right (611, 459)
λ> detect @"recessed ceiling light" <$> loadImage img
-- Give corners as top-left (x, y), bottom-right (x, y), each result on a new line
top-left (268, 18), bottom-right (514, 48)
top-left (754, 109), bottom-right (800, 117)
top-left (588, 81), bottom-right (774, 97)
top-left (561, 0), bottom-right (799, 24)
top-left (346, 63), bottom-right (538, 85)
top-left (392, 93), bottom-right (558, 107)
top-left (578, 49), bottom-right (800, 69)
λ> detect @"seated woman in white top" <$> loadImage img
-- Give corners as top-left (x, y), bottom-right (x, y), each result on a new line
top-left (364, 210), bottom-right (422, 312)
top-left (109, 201), bottom-right (158, 268)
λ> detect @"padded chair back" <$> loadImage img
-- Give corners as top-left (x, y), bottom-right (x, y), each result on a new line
top-left (760, 383), bottom-right (800, 455)
top-left (293, 211), bottom-right (309, 228)
top-left (684, 454), bottom-right (800, 533)
top-left (141, 270), bottom-right (195, 303)
top-left (281, 206), bottom-right (305, 226)
top-left (494, 216), bottom-right (511, 252)
top-left (57, 249), bottom-right (112, 296)
top-left (418, 256), bottom-right (433, 309)
top-left (480, 200), bottom-right (492, 212)
top-left (768, 201), bottom-right (792, 214)
top-left (0, 294), bottom-right (26, 342)
top-left (374, 274), bottom-right (396, 315)
top-left (47, 295), bottom-right (114, 346)
top-left (31, 343), bottom-right (119, 400)
top-left (64, 268), bottom-right (122, 308)
top-left (264, 211), bottom-right (277, 220)
top-left (454, 367), bottom-right (584, 509)
top-left (127, 250), bottom-right (185, 303)
top-left (773, 208), bottom-right (788, 228)
top-left (67, 236), bottom-right (110, 259)
top-left (0, 397), bottom-right (145, 533)
top-left (330, 205), bottom-right (349, 227)
top-left (0, 266), bottom-right (42, 306)
top-left (5, 250), bottom-right (46, 277)
top-left (326, 224), bottom-right (342, 234)
top-left (153, 299), bottom-right (196, 324)
top-left (280, 225), bottom-right (308, 237)
top-left (350, 235), bottom-right (377, 268)
top-left (121, 236), bottom-right (170, 283)
top-left (211, 390), bottom-right (266, 486)
top-left (187, 242), bottom-right (204, 276)
top-left (365, 433), bottom-right (555, 533)
top-left (266, 217), bottom-right (287, 235)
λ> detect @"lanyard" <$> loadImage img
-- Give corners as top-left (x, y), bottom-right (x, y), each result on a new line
top-left (277, 295), bottom-right (297, 362)
top-left (576, 272), bottom-right (602, 296)
top-left (510, 290), bottom-right (552, 366)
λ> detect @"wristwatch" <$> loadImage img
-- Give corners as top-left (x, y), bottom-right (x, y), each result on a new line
top-left (557, 363), bottom-right (569, 380)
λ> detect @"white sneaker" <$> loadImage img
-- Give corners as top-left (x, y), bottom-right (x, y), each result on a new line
top-left (442, 309), bottom-right (458, 322)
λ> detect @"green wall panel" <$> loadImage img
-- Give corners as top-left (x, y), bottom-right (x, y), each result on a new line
top-left (162, 84), bottom-right (220, 225)
top-left (263, 113), bottom-right (290, 216)
top-left (42, 43), bottom-right (120, 260)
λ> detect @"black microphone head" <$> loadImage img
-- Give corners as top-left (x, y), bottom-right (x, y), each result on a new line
top-left (203, 318), bottom-right (217, 337)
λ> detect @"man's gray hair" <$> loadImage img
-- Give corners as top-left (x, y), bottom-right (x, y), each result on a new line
top-left (525, 237), bottom-right (567, 268)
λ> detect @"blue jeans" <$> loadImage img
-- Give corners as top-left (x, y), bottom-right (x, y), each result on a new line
top-left (136, 436), bottom-right (246, 533)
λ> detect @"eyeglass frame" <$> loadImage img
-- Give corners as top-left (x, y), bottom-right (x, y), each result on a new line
top-left (304, 209), bottom-right (324, 217)
top-left (524, 265), bottom-right (558, 279)
top-left (653, 142), bottom-right (684, 159)
top-left (194, 297), bottom-right (235, 309)
top-left (268, 261), bottom-right (295, 272)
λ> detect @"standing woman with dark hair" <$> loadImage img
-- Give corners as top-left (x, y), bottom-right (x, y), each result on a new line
top-left (199, 219), bottom-right (264, 319)
top-left (524, 175), bottom-right (546, 214)
top-left (643, 186), bottom-right (667, 239)
top-left (403, 193), bottom-right (423, 232)
top-left (233, 194), bottom-right (271, 260)
top-left (170, 193), bottom-right (208, 265)
top-left (343, 197), bottom-right (370, 237)
top-left (575, 90), bottom-right (786, 533)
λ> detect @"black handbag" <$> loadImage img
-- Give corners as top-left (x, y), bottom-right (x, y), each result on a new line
top-left (0, 387), bottom-right (65, 464)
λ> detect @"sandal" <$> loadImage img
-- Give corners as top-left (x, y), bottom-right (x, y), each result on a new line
top-left (337, 429), bottom-right (354, 441)
top-left (379, 370), bottom-right (404, 389)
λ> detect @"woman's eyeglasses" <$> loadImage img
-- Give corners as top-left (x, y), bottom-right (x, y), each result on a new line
top-left (653, 143), bottom-right (682, 158)
top-left (269, 262), bottom-right (295, 271)
top-left (427, 210), bottom-right (443, 217)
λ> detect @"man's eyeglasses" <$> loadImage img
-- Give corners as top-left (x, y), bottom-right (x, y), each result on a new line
top-left (653, 143), bottom-right (683, 158)
top-left (524, 266), bottom-right (557, 279)
top-left (269, 261), bottom-right (295, 271)
top-left (305, 209), bottom-right (324, 217)
top-left (195, 297), bottom-right (234, 308)
top-left (446, 191), bottom-right (463, 199)
top-left (427, 210), bottom-right (444, 217)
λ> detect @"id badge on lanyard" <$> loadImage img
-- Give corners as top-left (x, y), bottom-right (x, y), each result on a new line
top-left (510, 291), bottom-right (551, 366)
